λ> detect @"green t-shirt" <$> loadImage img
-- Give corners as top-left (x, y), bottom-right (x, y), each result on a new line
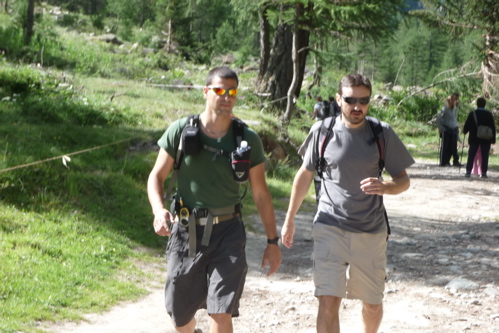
top-left (158, 116), bottom-right (266, 209)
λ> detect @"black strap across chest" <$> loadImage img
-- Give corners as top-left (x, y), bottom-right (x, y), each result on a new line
top-left (315, 116), bottom-right (385, 179)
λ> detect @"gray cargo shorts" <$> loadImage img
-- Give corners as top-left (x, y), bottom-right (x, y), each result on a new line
top-left (164, 216), bottom-right (247, 327)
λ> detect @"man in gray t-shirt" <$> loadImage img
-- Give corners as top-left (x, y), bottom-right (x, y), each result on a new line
top-left (282, 74), bottom-right (414, 333)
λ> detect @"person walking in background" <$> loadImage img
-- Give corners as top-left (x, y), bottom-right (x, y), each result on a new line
top-left (314, 96), bottom-right (328, 120)
top-left (282, 74), bottom-right (414, 333)
top-left (471, 146), bottom-right (483, 176)
top-left (463, 97), bottom-right (496, 178)
top-left (436, 93), bottom-right (462, 167)
top-left (147, 67), bottom-right (282, 333)
top-left (329, 95), bottom-right (341, 117)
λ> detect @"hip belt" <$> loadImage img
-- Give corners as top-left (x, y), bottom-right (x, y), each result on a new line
top-left (174, 211), bottom-right (240, 225)
top-left (176, 204), bottom-right (241, 257)
top-left (196, 212), bottom-right (240, 226)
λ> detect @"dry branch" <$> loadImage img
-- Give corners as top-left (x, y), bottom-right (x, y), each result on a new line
top-left (396, 72), bottom-right (481, 107)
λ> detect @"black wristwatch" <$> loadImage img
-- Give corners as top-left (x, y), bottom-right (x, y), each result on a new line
top-left (267, 237), bottom-right (280, 245)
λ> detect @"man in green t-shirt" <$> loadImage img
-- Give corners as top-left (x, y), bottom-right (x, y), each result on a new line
top-left (147, 67), bottom-right (282, 333)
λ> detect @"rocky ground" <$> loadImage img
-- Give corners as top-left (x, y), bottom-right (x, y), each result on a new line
top-left (47, 160), bottom-right (499, 333)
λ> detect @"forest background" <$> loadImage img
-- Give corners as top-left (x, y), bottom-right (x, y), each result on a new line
top-left (0, 0), bottom-right (498, 332)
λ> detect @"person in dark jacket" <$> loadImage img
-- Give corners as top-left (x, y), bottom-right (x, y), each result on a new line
top-left (329, 95), bottom-right (341, 117)
top-left (463, 97), bottom-right (496, 178)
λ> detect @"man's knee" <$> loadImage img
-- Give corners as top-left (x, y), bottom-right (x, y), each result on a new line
top-left (174, 318), bottom-right (196, 333)
top-left (362, 302), bottom-right (383, 316)
top-left (210, 313), bottom-right (232, 324)
top-left (318, 296), bottom-right (342, 314)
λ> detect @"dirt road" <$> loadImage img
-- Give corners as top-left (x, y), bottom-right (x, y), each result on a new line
top-left (47, 160), bottom-right (499, 333)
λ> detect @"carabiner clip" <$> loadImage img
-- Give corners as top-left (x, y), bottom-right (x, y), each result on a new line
top-left (179, 207), bottom-right (190, 227)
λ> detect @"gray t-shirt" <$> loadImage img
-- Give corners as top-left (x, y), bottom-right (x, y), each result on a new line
top-left (300, 116), bottom-right (415, 233)
top-left (436, 105), bottom-right (459, 131)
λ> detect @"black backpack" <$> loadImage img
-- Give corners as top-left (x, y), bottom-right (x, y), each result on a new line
top-left (164, 115), bottom-right (247, 207)
top-left (173, 114), bottom-right (246, 171)
top-left (315, 116), bottom-right (391, 234)
top-left (317, 100), bottom-right (331, 120)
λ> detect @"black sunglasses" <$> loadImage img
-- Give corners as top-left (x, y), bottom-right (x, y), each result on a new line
top-left (342, 96), bottom-right (371, 105)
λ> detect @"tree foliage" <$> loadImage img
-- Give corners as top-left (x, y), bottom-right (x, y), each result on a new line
top-left (3, 0), bottom-right (494, 112)
top-left (254, 0), bottom-right (406, 123)
top-left (411, 0), bottom-right (499, 100)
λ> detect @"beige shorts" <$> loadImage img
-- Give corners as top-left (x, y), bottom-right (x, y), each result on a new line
top-left (312, 222), bottom-right (387, 304)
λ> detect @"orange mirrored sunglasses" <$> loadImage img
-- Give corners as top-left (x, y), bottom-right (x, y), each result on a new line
top-left (207, 86), bottom-right (238, 96)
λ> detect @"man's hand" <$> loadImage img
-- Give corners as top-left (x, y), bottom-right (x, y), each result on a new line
top-left (261, 244), bottom-right (282, 277)
top-left (153, 208), bottom-right (174, 236)
top-left (360, 177), bottom-right (385, 196)
top-left (361, 171), bottom-right (410, 196)
top-left (281, 219), bottom-right (295, 249)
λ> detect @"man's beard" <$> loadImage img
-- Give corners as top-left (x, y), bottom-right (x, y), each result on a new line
top-left (342, 110), bottom-right (366, 125)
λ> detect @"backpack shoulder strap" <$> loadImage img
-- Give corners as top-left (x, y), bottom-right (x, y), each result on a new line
top-left (174, 114), bottom-right (199, 170)
top-left (315, 116), bottom-right (336, 178)
top-left (366, 117), bottom-right (385, 176)
top-left (366, 117), bottom-right (392, 235)
top-left (231, 116), bottom-right (246, 147)
top-left (473, 110), bottom-right (479, 126)
top-left (230, 116), bottom-right (248, 200)
top-left (366, 117), bottom-right (390, 235)
top-left (165, 115), bottom-right (199, 208)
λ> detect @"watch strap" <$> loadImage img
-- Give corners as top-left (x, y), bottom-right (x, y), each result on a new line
top-left (267, 237), bottom-right (280, 245)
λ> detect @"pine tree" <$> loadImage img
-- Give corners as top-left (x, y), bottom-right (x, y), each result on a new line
top-left (411, 0), bottom-right (499, 100)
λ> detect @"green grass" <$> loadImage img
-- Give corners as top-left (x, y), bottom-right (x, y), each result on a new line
top-left (0, 119), bottom-right (167, 332)
top-left (0, 206), bottom-right (149, 330)
top-left (0, 62), bottom-right (166, 332)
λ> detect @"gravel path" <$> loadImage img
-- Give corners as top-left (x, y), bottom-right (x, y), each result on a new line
top-left (47, 160), bottom-right (499, 333)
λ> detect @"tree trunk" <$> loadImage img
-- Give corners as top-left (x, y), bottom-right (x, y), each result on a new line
top-left (295, 24), bottom-right (311, 95)
top-left (256, 3), bottom-right (270, 85)
top-left (24, 0), bottom-right (35, 45)
top-left (256, 5), bottom-right (311, 112)
top-left (482, 32), bottom-right (498, 100)
top-left (165, 18), bottom-right (172, 52)
top-left (283, 3), bottom-right (304, 124)
top-left (256, 22), bottom-right (293, 110)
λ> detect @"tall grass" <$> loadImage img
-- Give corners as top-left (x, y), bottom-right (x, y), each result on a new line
top-left (0, 63), bottom-right (166, 332)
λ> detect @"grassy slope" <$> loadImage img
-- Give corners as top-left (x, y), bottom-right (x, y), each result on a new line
top-left (0, 94), bottom-right (162, 332)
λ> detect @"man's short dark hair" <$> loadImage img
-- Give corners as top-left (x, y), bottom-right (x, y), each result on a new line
top-left (477, 97), bottom-right (486, 108)
top-left (206, 67), bottom-right (239, 86)
top-left (338, 74), bottom-right (372, 96)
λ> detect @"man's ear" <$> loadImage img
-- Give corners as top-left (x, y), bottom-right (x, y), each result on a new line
top-left (336, 93), bottom-right (342, 105)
